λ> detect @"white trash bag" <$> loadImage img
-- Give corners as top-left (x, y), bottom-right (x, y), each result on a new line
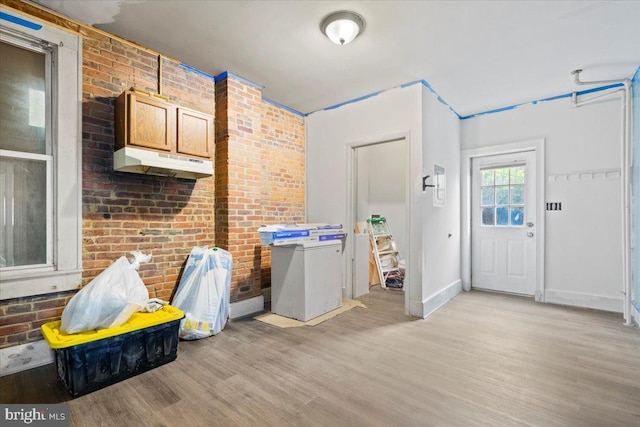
top-left (60, 251), bottom-right (152, 334)
top-left (171, 246), bottom-right (232, 340)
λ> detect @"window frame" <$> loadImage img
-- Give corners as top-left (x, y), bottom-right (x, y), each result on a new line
top-left (480, 164), bottom-right (526, 228)
top-left (0, 7), bottom-right (82, 300)
top-left (1, 36), bottom-right (53, 270)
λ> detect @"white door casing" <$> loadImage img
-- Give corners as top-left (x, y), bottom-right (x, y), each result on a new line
top-left (345, 133), bottom-right (412, 315)
top-left (471, 151), bottom-right (536, 295)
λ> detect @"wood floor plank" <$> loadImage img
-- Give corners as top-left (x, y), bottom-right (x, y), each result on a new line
top-left (1, 288), bottom-right (639, 426)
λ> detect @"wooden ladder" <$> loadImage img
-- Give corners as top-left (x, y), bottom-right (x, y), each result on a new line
top-left (367, 217), bottom-right (403, 289)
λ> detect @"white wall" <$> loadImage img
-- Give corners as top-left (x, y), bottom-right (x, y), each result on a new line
top-left (306, 84), bottom-right (424, 315)
top-left (422, 87), bottom-right (462, 309)
top-left (356, 140), bottom-right (407, 257)
top-left (462, 97), bottom-right (624, 312)
top-left (306, 83), bottom-right (462, 318)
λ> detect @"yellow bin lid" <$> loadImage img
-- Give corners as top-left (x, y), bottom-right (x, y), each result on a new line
top-left (41, 305), bottom-right (184, 349)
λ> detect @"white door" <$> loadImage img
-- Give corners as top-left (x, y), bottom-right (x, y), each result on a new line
top-left (471, 151), bottom-right (536, 295)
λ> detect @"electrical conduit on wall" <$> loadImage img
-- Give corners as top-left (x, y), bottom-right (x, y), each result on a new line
top-left (631, 66), bottom-right (640, 323)
top-left (571, 70), bottom-right (633, 325)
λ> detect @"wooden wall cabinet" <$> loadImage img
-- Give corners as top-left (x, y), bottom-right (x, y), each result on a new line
top-left (115, 89), bottom-right (213, 159)
top-left (177, 107), bottom-right (213, 158)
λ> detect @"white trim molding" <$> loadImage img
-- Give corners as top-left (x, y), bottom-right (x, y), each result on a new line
top-left (229, 295), bottom-right (264, 319)
top-left (0, 340), bottom-right (54, 377)
top-left (416, 279), bottom-right (462, 319)
top-left (544, 289), bottom-right (623, 313)
top-left (461, 138), bottom-right (546, 299)
top-left (345, 132), bottom-right (414, 317)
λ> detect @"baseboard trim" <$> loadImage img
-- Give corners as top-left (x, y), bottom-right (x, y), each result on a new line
top-left (419, 279), bottom-right (462, 319)
top-left (0, 340), bottom-right (53, 377)
top-left (544, 289), bottom-right (622, 313)
top-left (229, 295), bottom-right (265, 319)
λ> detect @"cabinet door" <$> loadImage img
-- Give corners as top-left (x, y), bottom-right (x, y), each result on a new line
top-left (177, 107), bottom-right (213, 158)
top-left (128, 93), bottom-right (174, 151)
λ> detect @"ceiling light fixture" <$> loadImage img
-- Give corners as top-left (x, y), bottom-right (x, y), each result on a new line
top-left (320, 11), bottom-right (365, 45)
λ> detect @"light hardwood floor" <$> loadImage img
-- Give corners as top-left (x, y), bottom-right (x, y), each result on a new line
top-left (2, 288), bottom-right (639, 426)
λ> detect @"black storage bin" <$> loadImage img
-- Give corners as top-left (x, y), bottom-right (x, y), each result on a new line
top-left (42, 308), bottom-right (183, 398)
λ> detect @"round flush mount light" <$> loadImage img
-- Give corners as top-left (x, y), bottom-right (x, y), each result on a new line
top-left (321, 11), bottom-right (366, 45)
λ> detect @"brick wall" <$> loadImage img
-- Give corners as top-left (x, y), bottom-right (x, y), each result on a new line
top-left (0, 0), bottom-right (305, 350)
top-left (215, 77), bottom-right (264, 302)
top-left (216, 81), bottom-right (306, 300)
top-left (260, 103), bottom-right (306, 288)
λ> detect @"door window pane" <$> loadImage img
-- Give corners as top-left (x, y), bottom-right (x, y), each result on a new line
top-left (496, 207), bottom-right (509, 225)
top-left (511, 207), bottom-right (524, 226)
top-left (480, 165), bottom-right (526, 227)
top-left (481, 187), bottom-right (494, 206)
top-left (482, 207), bottom-right (494, 226)
top-left (510, 185), bottom-right (524, 204)
top-left (0, 158), bottom-right (47, 267)
top-left (510, 167), bottom-right (525, 184)
top-left (0, 41), bottom-right (47, 154)
top-left (495, 186), bottom-right (509, 205)
top-left (495, 168), bottom-right (509, 185)
top-left (481, 170), bottom-right (494, 186)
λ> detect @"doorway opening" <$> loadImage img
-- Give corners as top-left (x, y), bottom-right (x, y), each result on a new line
top-left (346, 136), bottom-right (410, 314)
top-left (461, 139), bottom-right (546, 301)
top-left (471, 151), bottom-right (536, 295)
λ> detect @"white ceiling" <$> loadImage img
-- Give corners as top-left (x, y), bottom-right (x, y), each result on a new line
top-left (33, 0), bottom-right (640, 116)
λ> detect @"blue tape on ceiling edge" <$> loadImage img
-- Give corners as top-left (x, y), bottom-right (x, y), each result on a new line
top-left (419, 80), bottom-right (462, 119)
top-left (215, 71), bottom-right (265, 90)
top-left (461, 83), bottom-right (625, 120)
top-left (400, 80), bottom-right (423, 89)
top-left (0, 11), bottom-right (42, 30)
top-left (214, 71), bottom-right (228, 82)
top-left (263, 97), bottom-right (306, 117)
top-left (311, 78), bottom-right (462, 119)
top-left (178, 63), bottom-right (216, 81)
top-left (315, 90), bottom-right (385, 113)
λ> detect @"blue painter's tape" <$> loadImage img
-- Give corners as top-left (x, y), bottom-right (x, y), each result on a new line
top-left (461, 83), bottom-right (625, 120)
top-left (632, 65), bottom-right (640, 83)
top-left (0, 11), bottom-right (42, 30)
top-left (420, 80), bottom-right (436, 94)
top-left (318, 90), bottom-right (385, 112)
top-left (215, 71), bottom-right (264, 89)
top-left (309, 77), bottom-right (461, 119)
top-left (214, 71), bottom-right (228, 82)
top-left (400, 80), bottom-right (423, 89)
top-left (262, 97), bottom-right (306, 117)
top-left (178, 63), bottom-right (216, 81)
top-left (419, 80), bottom-right (462, 119)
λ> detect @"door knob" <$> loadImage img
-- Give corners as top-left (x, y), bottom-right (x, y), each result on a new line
top-left (527, 222), bottom-right (534, 227)
top-left (527, 232), bottom-right (534, 237)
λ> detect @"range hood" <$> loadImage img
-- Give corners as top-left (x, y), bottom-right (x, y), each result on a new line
top-left (114, 147), bottom-right (213, 180)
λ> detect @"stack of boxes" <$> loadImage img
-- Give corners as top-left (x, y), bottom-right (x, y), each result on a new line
top-left (258, 223), bottom-right (346, 246)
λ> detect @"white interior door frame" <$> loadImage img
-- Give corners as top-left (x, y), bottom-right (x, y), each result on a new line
top-left (461, 138), bottom-right (546, 301)
top-left (345, 132), bottom-right (411, 315)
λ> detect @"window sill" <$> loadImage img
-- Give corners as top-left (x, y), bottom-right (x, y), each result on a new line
top-left (0, 269), bottom-right (83, 300)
